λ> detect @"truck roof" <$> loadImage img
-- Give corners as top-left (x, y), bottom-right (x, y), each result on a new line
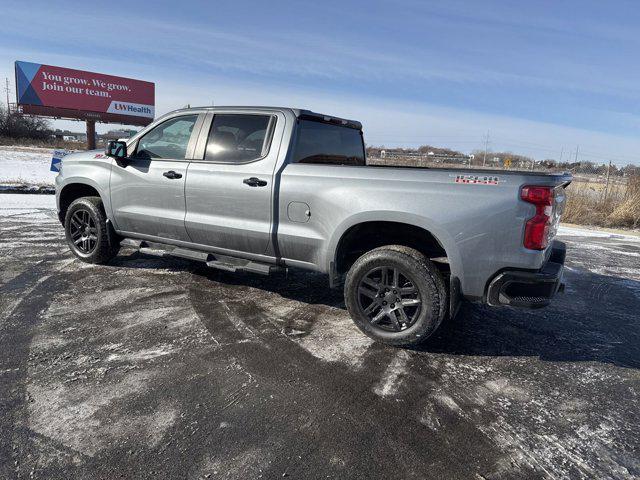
top-left (168, 106), bottom-right (363, 130)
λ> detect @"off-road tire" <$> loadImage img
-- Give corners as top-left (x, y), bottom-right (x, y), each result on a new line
top-left (64, 196), bottom-right (119, 264)
top-left (344, 245), bottom-right (447, 346)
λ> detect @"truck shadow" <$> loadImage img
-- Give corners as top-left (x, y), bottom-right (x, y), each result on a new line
top-left (418, 268), bottom-right (640, 369)
top-left (110, 251), bottom-right (346, 309)
top-left (206, 262), bottom-right (640, 370)
top-left (112, 252), bottom-right (640, 369)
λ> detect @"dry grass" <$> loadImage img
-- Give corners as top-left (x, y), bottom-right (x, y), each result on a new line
top-left (563, 176), bottom-right (640, 229)
top-left (0, 136), bottom-right (86, 150)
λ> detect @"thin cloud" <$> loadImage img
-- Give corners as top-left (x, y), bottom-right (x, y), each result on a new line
top-left (1, 0), bottom-right (638, 163)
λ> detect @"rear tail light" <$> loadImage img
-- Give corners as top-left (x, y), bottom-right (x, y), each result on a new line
top-left (521, 186), bottom-right (554, 250)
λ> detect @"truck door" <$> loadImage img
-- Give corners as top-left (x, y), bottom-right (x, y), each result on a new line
top-left (184, 112), bottom-right (283, 255)
top-left (110, 113), bottom-right (202, 241)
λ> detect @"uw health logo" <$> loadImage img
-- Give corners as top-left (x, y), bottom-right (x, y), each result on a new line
top-left (107, 101), bottom-right (154, 118)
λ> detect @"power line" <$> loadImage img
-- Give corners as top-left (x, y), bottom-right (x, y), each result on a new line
top-left (366, 139), bottom-right (483, 145)
top-left (571, 148), bottom-right (639, 162)
top-left (496, 141), bottom-right (560, 153)
top-left (365, 134), bottom-right (481, 140)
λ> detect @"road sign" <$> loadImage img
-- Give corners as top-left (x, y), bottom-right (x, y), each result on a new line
top-left (50, 149), bottom-right (68, 172)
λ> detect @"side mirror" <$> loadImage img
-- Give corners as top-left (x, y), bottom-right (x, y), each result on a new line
top-left (105, 140), bottom-right (127, 160)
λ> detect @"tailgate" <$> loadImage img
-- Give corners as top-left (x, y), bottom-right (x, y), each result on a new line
top-left (548, 182), bottom-right (569, 243)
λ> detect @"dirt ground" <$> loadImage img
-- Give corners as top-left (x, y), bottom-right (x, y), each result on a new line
top-left (1, 195), bottom-right (639, 479)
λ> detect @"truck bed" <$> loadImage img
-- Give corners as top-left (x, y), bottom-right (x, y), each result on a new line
top-left (366, 162), bottom-right (572, 182)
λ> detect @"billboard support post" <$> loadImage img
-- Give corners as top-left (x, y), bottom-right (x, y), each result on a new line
top-left (86, 120), bottom-right (96, 150)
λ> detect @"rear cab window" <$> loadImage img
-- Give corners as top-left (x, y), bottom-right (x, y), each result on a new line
top-left (292, 119), bottom-right (365, 166)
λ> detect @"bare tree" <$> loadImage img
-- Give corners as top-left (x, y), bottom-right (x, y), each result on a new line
top-left (0, 104), bottom-right (52, 140)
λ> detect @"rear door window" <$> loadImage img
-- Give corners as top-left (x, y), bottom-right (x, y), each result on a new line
top-left (205, 114), bottom-right (274, 163)
top-left (293, 120), bottom-right (365, 166)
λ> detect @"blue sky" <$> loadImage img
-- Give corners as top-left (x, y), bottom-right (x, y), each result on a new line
top-left (2, 0), bottom-right (639, 164)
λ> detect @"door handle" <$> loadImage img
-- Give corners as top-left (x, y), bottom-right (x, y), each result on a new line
top-left (163, 170), bottom-right (182, 179)
top-left (243, 177), bottom-right (267, 187)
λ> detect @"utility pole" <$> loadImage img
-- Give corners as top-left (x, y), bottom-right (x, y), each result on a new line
top-left (4, 78), bottom-right (10, 110)
top-left (559, 147), bottom-right (564, 164)
top-left (574, 145), bottom-right (579, 163)
top-left (603, 160), bottom-right (612, 199)
top-left (482, 131), bottom-right (489, 167)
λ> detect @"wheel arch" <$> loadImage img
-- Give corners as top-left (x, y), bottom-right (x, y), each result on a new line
top-left (326, 212), bottom-right (463, 287)
top-left (58, 181), bottom-right (106, 224)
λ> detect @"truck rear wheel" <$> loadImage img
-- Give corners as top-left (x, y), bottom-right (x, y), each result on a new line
top-left (344, 245), bottom-right (447, 346)
top-left (64, 196), bottom-right (119, 264)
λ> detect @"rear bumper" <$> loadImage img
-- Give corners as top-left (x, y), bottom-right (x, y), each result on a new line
top-left (486, 240), bottom-right (566, 308)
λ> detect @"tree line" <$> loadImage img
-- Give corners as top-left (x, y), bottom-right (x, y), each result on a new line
top-left (367, 144), bottom-right (640, 177)
top-left (0, 105), bottom-right (52, 140)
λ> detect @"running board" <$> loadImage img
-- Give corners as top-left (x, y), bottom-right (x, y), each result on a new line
top-left (120, 238), bottom-right (285, 276)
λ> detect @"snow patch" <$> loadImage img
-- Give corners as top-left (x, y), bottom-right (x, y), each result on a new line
top-left (27, 370), bottom-right (177, 457)
top-left (373, 350), bottom-right (410, 397)
top-left (291, 311), bottom-right (374, 368)
top-left (106, 344), bottom-right (176, 362)
top-left (0, 146), bottom-right (57, 186)
top-left (558, 225), bottom-right (640, 242)
top-left (0, 193), bottom-right (56, 216)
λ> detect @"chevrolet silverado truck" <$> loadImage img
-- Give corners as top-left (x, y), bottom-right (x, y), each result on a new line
top-left (55, 106), bottom-right (571, 346)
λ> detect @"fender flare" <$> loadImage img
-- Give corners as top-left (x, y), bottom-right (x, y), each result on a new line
top-left (323, 210), bottom-right (463, 282)
top-left (58, 176), bottom-right (113, 223)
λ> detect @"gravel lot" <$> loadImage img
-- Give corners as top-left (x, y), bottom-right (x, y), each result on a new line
top-left (1, 194), bottom-right (639, 479)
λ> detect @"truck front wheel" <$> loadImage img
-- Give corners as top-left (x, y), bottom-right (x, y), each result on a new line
top-left (64, 196), bottom-right (119, 264)
top-left (344, 245), bottom-right (447, 346)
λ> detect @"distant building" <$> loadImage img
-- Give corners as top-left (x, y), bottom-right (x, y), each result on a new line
top-left (100, 129), bottom-right (138, 141)
top-left (54, 129), bottom-right (87, 142)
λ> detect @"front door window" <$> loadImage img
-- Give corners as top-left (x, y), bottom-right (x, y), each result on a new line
top-left (135, 115), bottom-right (198, 160)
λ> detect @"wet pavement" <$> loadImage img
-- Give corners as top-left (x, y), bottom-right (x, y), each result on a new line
top-left (1, 197), bottom-right (639, 479)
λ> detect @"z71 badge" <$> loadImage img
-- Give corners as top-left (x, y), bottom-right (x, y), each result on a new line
top-left (455, 174), bottom-right (500, 185)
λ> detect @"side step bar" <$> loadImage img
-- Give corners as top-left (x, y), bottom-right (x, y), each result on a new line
top-left (120, 238), bottom-right (285, 276)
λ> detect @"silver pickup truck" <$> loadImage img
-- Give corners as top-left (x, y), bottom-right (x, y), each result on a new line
top-left (55, 106), bottom-right (571, 346)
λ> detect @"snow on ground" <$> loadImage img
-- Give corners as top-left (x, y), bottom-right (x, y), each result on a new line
top-left (558, 225), bottom-right (640, 242)
top-left (0, 193), bottom-right (56, 216)
top-left (0, 146), bottom-right (58, 186)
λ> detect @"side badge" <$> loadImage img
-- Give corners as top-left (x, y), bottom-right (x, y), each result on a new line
top-left (455, 175), bottom-right (500, 185)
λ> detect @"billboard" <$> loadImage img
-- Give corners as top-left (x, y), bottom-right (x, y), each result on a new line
top-left (15, 61), bottom-right (155, 126)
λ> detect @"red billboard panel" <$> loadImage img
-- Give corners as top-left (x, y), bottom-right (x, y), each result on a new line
top-left (15, 61), bottom-right (155, 126)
